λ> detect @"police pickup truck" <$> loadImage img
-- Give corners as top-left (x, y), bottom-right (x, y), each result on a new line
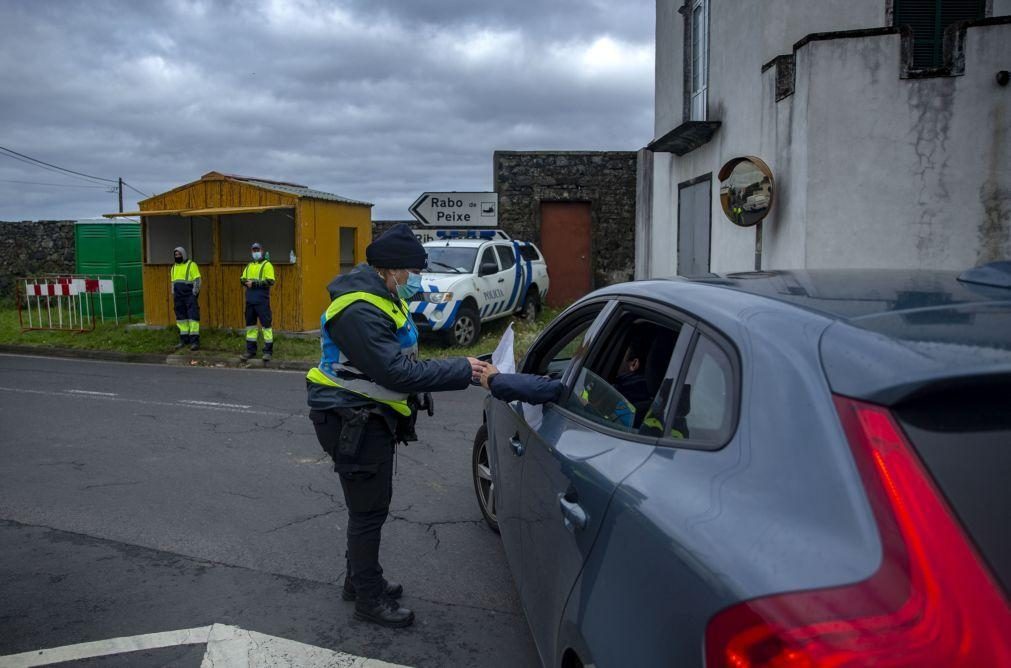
top-left (409, 237), bottom-right (550, 346)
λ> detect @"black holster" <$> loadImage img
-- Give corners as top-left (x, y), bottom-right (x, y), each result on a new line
top-left (336, 407), bottom-right (371, 458)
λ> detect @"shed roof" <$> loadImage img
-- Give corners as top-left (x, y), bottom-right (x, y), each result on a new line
top-left (137, 171), bottom-right (373, 208)
top-left (234, 177), bottom-right (373, 207)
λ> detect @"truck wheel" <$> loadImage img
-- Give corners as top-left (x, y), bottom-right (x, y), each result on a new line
top-left (446, 303), bottom-right (481, 346)
top-left (519, 289), bottom-right (540, 320)
top-left (472, 425), bottom-right (499, 533)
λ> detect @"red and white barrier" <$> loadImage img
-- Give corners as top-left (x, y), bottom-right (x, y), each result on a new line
top-left (17, 275), bottom-right (125, 331)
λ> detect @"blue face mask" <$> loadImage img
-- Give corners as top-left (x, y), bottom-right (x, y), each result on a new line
top-left (396, 272), bottom-right (423, 300)
top-left (251, 251), bottom-right (263, 261)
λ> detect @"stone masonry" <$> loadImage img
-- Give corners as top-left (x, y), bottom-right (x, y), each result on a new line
top-left (494, 151), bottom-right (638, 288)
top-left (0, 220), bottom-right (76, 299)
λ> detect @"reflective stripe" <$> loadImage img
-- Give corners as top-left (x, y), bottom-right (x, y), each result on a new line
top-left (262, 328), bottom-right (274, 343)
top-left (307, 290), bottom-right (414, 417)
top-left (190, 321), bottom-right (200, 335)
top-left (245, 326), bottom-right (258, 341)
top-left (177, 320), bottom-right (189, 334)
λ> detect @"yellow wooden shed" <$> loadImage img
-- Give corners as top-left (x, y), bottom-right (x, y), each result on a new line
top-left (105, 171), bottom-right (372, 332)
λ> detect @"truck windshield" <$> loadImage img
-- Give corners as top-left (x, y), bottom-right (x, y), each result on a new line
top-left (425, 247), bottom-right (478, 274)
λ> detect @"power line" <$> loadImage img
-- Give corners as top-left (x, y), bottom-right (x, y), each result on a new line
top-left (121, 180), bottom-right (150, 198)
top-left (0, 178), bottom-right (111, 189)
top-left (0, 145), bottom-right (118, 183)
top-left (0, 149), bottom-right (113, 185)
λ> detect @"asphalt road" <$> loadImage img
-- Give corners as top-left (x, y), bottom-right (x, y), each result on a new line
top-left (0, 353), bottom-right (538, 667)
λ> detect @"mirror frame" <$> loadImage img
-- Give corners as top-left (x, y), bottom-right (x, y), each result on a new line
top-left (718, 156), bottom-right (774, 228)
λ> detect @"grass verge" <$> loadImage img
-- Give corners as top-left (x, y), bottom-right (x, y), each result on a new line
top-left (0, 301), bottom-right (562, 362)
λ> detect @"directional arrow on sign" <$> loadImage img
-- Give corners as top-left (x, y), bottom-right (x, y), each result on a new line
top-left (409, 192), bottom-right (498, 227)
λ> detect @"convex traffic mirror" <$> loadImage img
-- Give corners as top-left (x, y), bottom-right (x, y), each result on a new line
top-left (718, 156), bottom-right (774, 227)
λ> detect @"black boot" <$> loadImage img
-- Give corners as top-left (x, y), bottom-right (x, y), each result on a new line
top-left (353, 596), bottom-right (414, 628)
top-left (342, 575), bottom-right (403, 601)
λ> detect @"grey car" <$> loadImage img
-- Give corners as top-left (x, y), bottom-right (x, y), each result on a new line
top-left (472, 267), bottom-right (1011, 668)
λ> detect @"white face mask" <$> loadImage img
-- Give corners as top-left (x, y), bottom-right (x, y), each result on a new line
top-left (251, 251), bottom-right (262, 261)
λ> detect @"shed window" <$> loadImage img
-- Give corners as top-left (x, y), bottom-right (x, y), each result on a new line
top-left (220, 210), bottom-right (295, 264)
top-left (894, 0), bottom-right (984, 68)
top-left (340, 227), bottom-right (356, 274)
top-left (145, 215), bottom-right (214, 265)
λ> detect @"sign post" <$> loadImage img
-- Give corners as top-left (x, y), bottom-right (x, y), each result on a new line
top-left (409, 192), bottom-right (498, 227)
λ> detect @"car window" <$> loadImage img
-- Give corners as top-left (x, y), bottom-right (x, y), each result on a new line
top-left (525, 304), bottom-right (613, 382)
top-left (495, 245), bottom-right (516, 271)
top-left (562, 317), bottom-right (682, 435)
top-left (479, 247), bottom-right (499, 273)
top-left (670, 334), bottom-right (735, 443)
top-left (518, 245), bottom-right (541, 262)
top-left (425, 246), bottom-right (478, 274)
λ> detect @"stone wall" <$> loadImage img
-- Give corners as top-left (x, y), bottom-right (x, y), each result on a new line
top-left (0, 220), bottom-right (76, 299)
top-left (494, 151), bottom-right (638, 288)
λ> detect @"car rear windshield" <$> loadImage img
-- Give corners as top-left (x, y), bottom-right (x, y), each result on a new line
top-left (425, 247), bottom-right (478, 274)
top-left (893, 379), bottom-right (1011, 595)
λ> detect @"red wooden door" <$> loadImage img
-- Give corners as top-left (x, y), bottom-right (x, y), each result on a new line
top-left (540, 202), bottom-right (592, 307)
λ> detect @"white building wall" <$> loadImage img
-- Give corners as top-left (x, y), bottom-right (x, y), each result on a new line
top-left (646, 1), bottom-right (1009, 277)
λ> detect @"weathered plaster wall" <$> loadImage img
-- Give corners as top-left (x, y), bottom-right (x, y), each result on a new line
top-left (648, 0), bottom-right (1009, 276)
top-left (762, 23), bottom-right (1010, 270)
top-left (649, 0), bottom-right (890, 276)
top-left (0, 220), bottom-right (76, 298)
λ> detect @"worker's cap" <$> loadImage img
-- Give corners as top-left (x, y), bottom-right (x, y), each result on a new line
top-left (366, 223), bottom-right (427, 270)
top-left (250, 242), bottom-right (262, 250)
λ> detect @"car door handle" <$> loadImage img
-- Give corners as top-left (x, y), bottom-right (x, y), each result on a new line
top-left (558, 495), bottom-right (588, 532)
top-left (509, 434), bottom-right (525, 457)
top-left (497, 278), bottom-right (505, 283)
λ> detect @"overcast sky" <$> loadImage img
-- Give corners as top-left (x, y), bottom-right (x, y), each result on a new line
top-left (0, 0), bottom-right (654, 221)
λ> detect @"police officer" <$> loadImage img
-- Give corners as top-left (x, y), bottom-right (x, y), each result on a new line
top-left (171, 246), bottom-right (201, 351)
top-left (240, 242), bottom-right (275, 361)
top-left (306, 223), bottom-right (485, 628)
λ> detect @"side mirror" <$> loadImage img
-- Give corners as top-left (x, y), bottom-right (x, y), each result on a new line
top-left (479, 262), bottom-right (498, 277)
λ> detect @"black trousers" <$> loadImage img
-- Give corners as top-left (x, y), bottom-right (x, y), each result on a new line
top-left (310, 409), bottom-right (395, 602)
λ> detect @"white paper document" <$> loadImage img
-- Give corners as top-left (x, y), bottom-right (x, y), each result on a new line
top-left (491, 323), bottom-right (516, 374)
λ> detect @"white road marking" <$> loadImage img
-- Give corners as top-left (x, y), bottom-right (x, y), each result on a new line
top-left (0, 625), bottom-right (212, 667)
top-left (0, 624), bottom-right (409, 668)
top-left (180, 400), bottom-right (252, 409)
top-left (66, 389), bottom-right (118, 397)
top-left (0, 386), bottom-right (291, 418)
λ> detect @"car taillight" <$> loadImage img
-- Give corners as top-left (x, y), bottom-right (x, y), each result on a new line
top-left (704, 395), bottom-right (1011, 667)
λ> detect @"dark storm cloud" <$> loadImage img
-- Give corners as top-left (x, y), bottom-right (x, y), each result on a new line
top-left (0, 0), bottom-right (653, 220)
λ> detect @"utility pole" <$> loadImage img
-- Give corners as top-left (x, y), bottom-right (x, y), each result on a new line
top-left (118, 177), bottom-right (123, 213)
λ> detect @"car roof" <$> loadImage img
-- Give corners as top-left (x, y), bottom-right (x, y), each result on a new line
top-left (592, 268), bottom-right (1011, 405)
top-left (423, 240), bottom-right (503, 248)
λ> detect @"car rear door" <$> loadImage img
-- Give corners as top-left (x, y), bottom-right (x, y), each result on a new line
top-left (519, 298), bottom-right (690, 666)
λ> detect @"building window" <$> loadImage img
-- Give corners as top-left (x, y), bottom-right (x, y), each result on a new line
top-left (339, 227), bottom-right (356, 274)
top-left (894, 0), bottom-right (984, 68)
top-left (220, 210), bottom-right (295, 264)
top-left (145, 215), bottom-right (213, 265)
top-left (689, 0), bottom-right (709, 120)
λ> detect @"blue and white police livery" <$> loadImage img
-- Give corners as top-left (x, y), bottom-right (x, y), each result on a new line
top-left (409, 238), bottom-right (550, 346)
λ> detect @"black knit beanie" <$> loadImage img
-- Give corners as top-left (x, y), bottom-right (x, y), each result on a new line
top-left (366, 223), bottom-right (428, 269)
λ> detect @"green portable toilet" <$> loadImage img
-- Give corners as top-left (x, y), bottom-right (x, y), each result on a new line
top-left (74, 219), bottom-right (144, 318)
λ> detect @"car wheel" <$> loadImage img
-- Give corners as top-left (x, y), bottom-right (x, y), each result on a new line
top-left (472, 425), bottom-right (499, 533)
top-left (447, 303), bottom-right (481, 347)
top-left (519, 289), bottom-right (540, 320)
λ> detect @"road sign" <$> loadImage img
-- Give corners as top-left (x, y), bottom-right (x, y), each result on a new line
top-left (409, 192), bottom-right (498, 227)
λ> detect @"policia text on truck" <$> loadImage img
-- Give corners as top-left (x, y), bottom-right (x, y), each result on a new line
top-left (306, 223), bottom-right (486, 628)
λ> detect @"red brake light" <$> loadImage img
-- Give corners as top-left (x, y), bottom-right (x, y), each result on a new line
top-left (705, 396), bottom-right (1011, 667)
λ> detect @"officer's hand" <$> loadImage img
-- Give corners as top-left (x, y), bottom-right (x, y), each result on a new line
top-left (244, 280), bottom-right (253, 288)
top-left (467, 357), bottom-right (487, 382)
top-left (480, 363), bottom-right (499, 389)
